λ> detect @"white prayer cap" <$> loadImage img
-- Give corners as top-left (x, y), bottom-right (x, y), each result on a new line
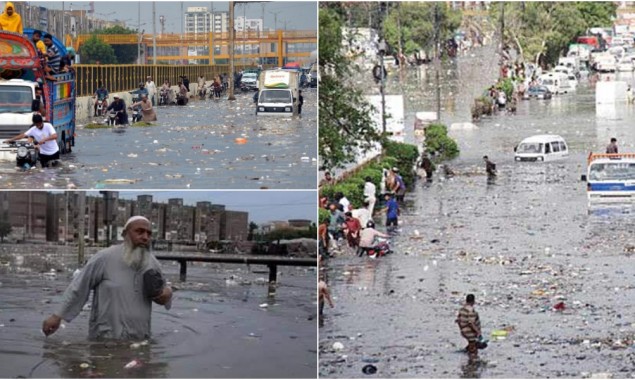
top-left (123, 216), bottom-right (150, 231)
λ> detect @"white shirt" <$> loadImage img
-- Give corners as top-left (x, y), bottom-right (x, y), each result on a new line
top-left (145, 80), bottom-right (157, 97)
top-left (26, 123), bottom-right (58, 155)
top-left (364, 181), bottom-right (377, 200)
top-left (351, 208), bottom-right (371, 229)
top-left (339, 197), bottom-right (350, 211)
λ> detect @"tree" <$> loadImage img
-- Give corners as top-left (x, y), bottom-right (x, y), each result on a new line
top-left (80, 35), bottom-right (117, 64)
top-left (490, 2), bottom-right (615, 67)
top-left (247, 221), bottom-right (259, 241)
top-left (319, 6), bottom-right (382, 170)
top-left (0, 219), bottom-right (11, 243)
top-left (93, 25), bottom-right (139, 64)
top-left (383, 2), bottom-right (462, 57)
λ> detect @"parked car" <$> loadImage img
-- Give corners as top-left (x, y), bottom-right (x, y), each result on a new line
top-left (523, 85), bottom-right (553, 100)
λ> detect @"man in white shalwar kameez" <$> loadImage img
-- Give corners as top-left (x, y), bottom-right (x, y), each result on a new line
top-left (42, 216), bottom-right (172, 340)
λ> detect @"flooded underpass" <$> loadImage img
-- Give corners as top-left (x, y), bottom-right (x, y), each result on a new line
top-left (320, 44), bottom-right (635, 378)
top-left (0, 90), bottom-right (317, 189)
top-left (0, 251), bottom-right (317, 378)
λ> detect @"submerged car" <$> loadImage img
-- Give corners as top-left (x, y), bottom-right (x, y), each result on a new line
top-left (523, 85), bottom-right (553, 100)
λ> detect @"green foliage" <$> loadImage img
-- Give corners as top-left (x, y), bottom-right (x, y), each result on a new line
top-left (247, 222), bottom-right (258, 241)
top-left (490, 2), bottom-right (616, 67)
top-left (319, 7), bottom-right (382, 170)
top-left (497, 78), bottom-right (514, 100)
top-left (318, 208), bottom-right (330, 225)
top-left (81, 35), bottom-right (117, 64)
top-left (84, 123), bottom-right (111, 129)
top-left (93, 25), bottom-right (139, 64)
top-left (383, 2), bottom-right (462, 56)
top-left (425, 123), bottom-right (460, 162)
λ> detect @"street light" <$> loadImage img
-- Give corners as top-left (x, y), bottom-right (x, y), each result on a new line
top-left (378, 39), bottom-right (387, 134)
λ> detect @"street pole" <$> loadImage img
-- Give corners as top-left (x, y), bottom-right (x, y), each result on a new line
top-left (77, 192), bottom-right (85, 265)
top-left (378, 40), bottom-right (386, 134)
top-left (152, 1), bottom-right (157, 65)
top-left (243, 4), bottom-right (246, 66)
top-left (137, 2), bottom-right (141, 64)
top-left (228, 1), bottom-right (236, 101)
top-left (62, 1), bottom-right (65, 39)
top-left (434, 3), bottom-right (441, 123)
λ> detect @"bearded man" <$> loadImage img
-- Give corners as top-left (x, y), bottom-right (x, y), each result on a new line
top-left (41, 216), bottom-right (172, 340)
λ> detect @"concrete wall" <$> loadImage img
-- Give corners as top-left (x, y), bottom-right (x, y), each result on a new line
top-left (75, 83), bottom-right (206, 122)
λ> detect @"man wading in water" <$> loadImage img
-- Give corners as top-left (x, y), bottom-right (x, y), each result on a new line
top-left (456, 294), bottom-right (482, 360)
top-left (42, 216), bottom-right (172, 340)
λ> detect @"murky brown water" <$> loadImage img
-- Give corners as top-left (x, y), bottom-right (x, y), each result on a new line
top-left (0, 252), bottom-right (317, 378)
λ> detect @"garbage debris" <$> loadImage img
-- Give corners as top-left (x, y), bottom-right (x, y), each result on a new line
top-left (124, 359), bottom-right (142, 369)
top-left (362, 364), bottom-right (377, 375)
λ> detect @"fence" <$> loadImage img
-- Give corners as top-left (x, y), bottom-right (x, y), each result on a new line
top-left (74, 64), bottom-right (266, 97)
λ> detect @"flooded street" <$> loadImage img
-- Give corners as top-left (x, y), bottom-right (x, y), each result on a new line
top-left (320, 45), bottom-right (635, 378)
top-left (0, 90), bottom-right (317, 190)
top-left (0, 251), bottom-right (317, 378)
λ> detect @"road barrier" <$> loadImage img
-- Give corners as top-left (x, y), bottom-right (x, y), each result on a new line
top-left (155, 254), bottom-right (316, 283)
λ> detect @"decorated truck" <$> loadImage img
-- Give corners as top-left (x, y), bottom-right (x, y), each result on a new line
top-left (255, 70), bottom-right (299, 116)
top-left (0, 29), bottom-right (76, 160)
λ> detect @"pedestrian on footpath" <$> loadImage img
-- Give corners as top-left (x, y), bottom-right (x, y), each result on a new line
top-left (606, 137), bottom-right (618, 154)
top-left (456, 294), bottom-right (482, 360)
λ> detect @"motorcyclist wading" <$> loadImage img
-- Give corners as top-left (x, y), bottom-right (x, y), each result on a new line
top-left (93, 82), bottom-right (109, 117)
top-left (106, 95), bottom-right (128, 125)
top-left (3, 114), bottom-right (60, 168)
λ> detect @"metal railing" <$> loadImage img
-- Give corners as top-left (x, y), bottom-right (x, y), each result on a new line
top-left (74, 64), bottom-right (268, 97)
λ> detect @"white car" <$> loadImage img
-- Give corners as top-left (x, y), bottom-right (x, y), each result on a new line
top-left (617, 57), bottom-right (634, 72)
top-left (514, 135), bottom-right (569, 162)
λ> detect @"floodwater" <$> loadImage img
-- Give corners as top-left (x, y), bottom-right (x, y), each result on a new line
top-left (319, 45), bottom-right (635, 377)
top-left (0, 252), bottom-right (317, 378)
top-left (0, 90), bottom-right (317, 190)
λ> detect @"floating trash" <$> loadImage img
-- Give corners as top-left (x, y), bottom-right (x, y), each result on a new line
top-left (362, 364), bottom-right (377, 375)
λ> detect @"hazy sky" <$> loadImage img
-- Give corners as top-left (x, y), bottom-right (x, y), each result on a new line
top-left (28, 1), bottom-right (317, 33)
top-left (85, 190), bottom-right (317, 224)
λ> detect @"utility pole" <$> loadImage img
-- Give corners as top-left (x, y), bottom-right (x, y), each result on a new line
top-left (138, 2), bottom-right (141, 63)
top-left (228, 1), bottom-right (236, 100)
top-left (77, 192), bottom-right (85, 266)
top-left (62, 1), bottom-right (65, 39)
top-left (434, 3), bottom-right (441, 123)
top-left (378, 39), bottom-right (386, 134)
top-left (152, 1), bottom-right (157, 65)
top-left (243, 3), bottom-right (246, 66)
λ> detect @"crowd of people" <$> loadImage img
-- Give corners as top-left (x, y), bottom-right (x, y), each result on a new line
top-left (319, 166), bottom-right (411, 260)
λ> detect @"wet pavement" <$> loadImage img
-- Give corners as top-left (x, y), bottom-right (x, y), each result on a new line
top-left (0, 90), bottom-right (317, 190)
top-left (0, 251), bottom-right (317, 378)
top-left (320, 44), bottom-right (635, 378)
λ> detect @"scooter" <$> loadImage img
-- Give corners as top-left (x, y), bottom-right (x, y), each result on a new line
top-left (10, 139), bottom-right (39, 171)
top-left (159, 90), bottom-right (171, 106)
top-left (357, 237), bottom-right (393, 258)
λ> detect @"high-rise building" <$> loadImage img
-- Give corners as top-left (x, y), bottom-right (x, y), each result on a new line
top-left (235, 16), bottom-right (263, 32)
top-left (212, 11), bottom-right (229, 33)
top-left (184, 7), bottom-right (211, 35)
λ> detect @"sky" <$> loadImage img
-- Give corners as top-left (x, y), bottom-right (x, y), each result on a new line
top-left (27, 1), bottom-right (317, 33)
top-left (85, 190), bottom-right (317, 224)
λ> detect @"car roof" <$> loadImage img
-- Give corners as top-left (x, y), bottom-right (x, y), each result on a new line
top-left (519, 135), bottom-right (565, 143)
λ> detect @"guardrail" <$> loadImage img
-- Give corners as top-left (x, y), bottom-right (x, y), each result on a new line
top-left (155, 254), bottom-right (317, 283)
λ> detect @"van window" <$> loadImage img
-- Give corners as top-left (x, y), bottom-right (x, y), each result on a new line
top-left (551, 142), bottom-right (560, 153)
top-left (559, 141), bottom-right (567, 151)
top-left (545, 143), bottom-right (551, 154)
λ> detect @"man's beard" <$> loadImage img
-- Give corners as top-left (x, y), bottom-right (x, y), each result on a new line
top-left (123, 237), bottom-right (149, 269)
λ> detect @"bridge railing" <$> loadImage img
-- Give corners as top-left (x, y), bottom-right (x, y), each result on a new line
top-left (74, 64), bottom-right (268, 97)
top-left (155, 254), bottom-right (317, 283)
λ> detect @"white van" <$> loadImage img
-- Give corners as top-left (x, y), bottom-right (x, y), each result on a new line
top-left (538, 73), bottom-right (572, 95)
top-left (514, 135), bottom-right (569, 162)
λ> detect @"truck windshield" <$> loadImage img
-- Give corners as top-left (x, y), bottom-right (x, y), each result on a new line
top-left (243, 74), bottom-right (258, 80)
top-left (589, 162), bottom-right (635, 181)
top-left (259, 89), bottom-right (291, 103)
top-left (0, 86), bottom-right (33, 113)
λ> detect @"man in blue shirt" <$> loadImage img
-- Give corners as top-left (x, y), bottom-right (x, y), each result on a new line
top-left (384, 193), bottom-right (399, 229)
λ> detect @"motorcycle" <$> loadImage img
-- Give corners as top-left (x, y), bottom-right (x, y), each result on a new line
top-left (129, 93), bottom-right (143, 123)
top-left (10, 139), bottom-right (39, 171)
top-left (357, 237), bottom-right (393, 258)
top-left (198, 86), bottom-right (207, 100)
top-left (95, 97), bottom-right (108, 116)
top-left (159, 89), bottom-right (171, 106)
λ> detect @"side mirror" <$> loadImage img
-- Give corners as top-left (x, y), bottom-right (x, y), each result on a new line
top-left (513, 145), bottom-right (518, 152)
top-left (580, 174), bottom-right (587, 182)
